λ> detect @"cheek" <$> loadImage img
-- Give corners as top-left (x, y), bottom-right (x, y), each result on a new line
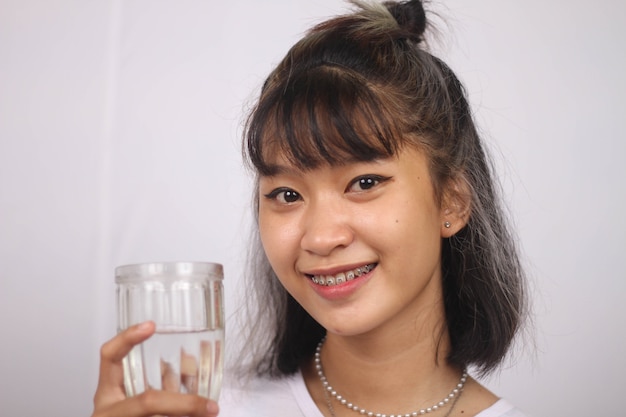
top-left (258, 212), bottom-right (278, 259)
top-left (258, 211), bottom-right (300, 270)
top-left (377, 199), bottom-right (441, 250)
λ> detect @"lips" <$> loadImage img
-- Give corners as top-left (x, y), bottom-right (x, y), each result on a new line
top-left (308, 263), bottom-right (376, 287)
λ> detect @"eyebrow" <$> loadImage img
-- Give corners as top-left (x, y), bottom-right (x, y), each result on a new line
top-left (260, 163), bottom-right (304, 177)
top-left (260, 157), bottom-right (391, 178)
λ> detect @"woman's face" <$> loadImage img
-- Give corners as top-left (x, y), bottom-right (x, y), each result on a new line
top-left (258, 146), bottom-right (450, 339)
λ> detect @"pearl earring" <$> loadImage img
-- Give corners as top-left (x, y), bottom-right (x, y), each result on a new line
top-left (444, 221), bottom-right (451, 228)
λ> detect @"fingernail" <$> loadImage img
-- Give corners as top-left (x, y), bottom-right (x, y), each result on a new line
top-left (137, 321), bottom-right (152, 331)
top-left (206, 401), bottom-right (219, 414)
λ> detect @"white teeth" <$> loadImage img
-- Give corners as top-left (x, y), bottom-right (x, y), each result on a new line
top-left (311, 264), bottom-right (375, 287)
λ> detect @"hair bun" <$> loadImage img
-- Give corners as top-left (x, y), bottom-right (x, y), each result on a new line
top-left (384, 0), bottom-right (427, 42)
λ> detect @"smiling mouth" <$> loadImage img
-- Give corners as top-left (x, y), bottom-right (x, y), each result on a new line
top-left (308, 263), bottom-right (377, 287)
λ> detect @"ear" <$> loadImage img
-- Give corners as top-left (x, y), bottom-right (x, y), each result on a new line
top-left (439, 177), bottom-right (471, 238)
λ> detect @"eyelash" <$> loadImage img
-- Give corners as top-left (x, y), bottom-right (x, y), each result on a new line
top-left (347, 175), bottom-right (391, 192)
top-left (263, 187), bottom-right (301, 204)
top-left (263, 174), bottom-right (391, 204)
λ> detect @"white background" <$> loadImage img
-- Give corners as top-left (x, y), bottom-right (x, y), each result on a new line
top-left (1, 1), bottom-right (624, 416)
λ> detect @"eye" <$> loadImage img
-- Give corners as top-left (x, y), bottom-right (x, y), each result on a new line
top-left (264, 187), bottom-right (302, 204)
top-left (347, 175), bottom-right (391, 192)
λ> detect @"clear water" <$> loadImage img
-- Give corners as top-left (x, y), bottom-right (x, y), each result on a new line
top-left (123, 329), bottom-right (224, 401)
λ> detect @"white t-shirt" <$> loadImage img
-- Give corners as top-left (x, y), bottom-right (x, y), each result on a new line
top-left (219, 370), bottom-right (527, 417)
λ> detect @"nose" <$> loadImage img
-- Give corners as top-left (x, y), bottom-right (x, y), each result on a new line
top-left (300, 198), bottom-right (354, 256)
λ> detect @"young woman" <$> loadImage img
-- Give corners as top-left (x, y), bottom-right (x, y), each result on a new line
top-left (91, 1), bottom-right (528, 416)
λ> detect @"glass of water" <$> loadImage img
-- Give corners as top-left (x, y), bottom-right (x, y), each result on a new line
top-left (116, 261), bottom-right (224, 401)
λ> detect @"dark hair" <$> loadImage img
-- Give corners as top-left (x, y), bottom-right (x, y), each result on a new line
top-left (239, 0), bottom-right (527, 378)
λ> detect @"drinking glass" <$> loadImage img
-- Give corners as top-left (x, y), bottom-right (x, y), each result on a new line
top-left (116, 261), bottom-right (224, 401)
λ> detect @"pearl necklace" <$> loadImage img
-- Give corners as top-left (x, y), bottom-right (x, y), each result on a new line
top-left (314, 339), bottom-right (468, 417)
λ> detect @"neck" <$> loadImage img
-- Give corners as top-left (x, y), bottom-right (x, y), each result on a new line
top-left (315, 339), bottom-right (468, 417)
top-left (301, 272), bottom-right (466, 415)
top-left (303, 326), bottom-right (462, 415)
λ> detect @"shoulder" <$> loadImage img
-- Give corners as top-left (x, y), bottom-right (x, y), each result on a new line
top-left (218, 371), bottom-right (322, 417)
top-left (475, 399), bottom-right (529, 417)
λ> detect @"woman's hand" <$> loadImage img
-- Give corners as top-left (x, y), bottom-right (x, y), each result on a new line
top-left (91, 321), bottom-right (219, 417)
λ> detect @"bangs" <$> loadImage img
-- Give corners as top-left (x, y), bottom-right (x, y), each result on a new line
top-left (246, 66), bottom-right (404, 175)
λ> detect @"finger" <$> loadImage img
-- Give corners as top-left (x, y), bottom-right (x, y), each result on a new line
top-left (96, 322), bottom-right (156, 395)
top-left (181, 349), bottom-right (199, 393)
top-left (161, 360), bottom-right (180, 392)
top-left (101, 321), bottom-right (156, 364)
top-left (180, 348), bottom-right (198, 376)
top-left (94, 390), bottom-right (219, 417)
top-left (182, 374), bottom-right (198, 394)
